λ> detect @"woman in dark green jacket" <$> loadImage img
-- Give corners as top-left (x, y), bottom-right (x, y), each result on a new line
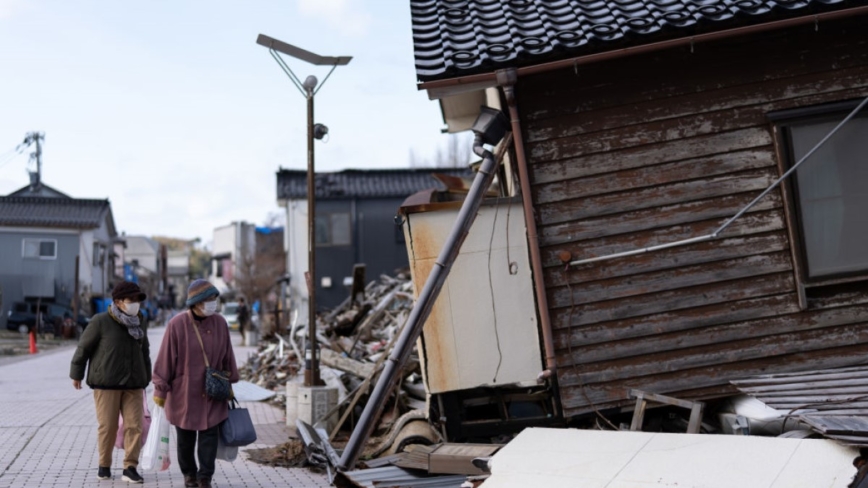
top-left (70, 281), bottom-right (151, 484)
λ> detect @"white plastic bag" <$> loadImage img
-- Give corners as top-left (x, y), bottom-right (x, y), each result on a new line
top-left (216, 434), bottom-right (238, 463)
top-left (141, 405), bottom-right (171, 471)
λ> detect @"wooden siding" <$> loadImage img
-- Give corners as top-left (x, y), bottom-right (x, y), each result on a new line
top-left (517, 17), bottom-right (868, 418)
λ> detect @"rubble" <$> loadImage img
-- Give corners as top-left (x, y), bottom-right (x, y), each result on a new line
top-left (240, 271), bottom-right (428, 452)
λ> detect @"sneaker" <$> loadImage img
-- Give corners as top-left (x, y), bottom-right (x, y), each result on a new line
top-left (97, 467), bottom-right (111, 480)
top-left (122, 466), bottom-right (143, 484)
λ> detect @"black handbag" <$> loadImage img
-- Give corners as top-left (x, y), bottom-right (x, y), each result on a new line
top-left (220, 399), bottom-right (257, 447)
top-left (191, 314), bottom-right (232, 402)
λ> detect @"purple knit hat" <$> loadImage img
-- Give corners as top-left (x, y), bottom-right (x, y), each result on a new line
top-left (186, 279), bottom-right (219, 307)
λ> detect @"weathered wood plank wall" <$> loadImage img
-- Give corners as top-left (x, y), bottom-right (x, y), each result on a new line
top-left (517, 16), bottom-right (868, 417)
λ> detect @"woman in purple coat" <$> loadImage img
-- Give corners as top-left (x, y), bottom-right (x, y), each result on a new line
top-left (152, 280), bottom-right (239, 488)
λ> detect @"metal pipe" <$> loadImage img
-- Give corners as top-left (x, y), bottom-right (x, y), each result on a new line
top-left (500, 77), bottom-right (558, 375)
top-left (305, 86), bottom-right (321, 387)
top-left (338, 133), bottom-right (502, 470)
top-left (418, 7), bottom-right (868, 93)
top-left (569, 94), bottom-right (868, 267)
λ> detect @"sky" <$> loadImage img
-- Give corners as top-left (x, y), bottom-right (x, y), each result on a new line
top-left (0, 0), bottom-right (452, 245)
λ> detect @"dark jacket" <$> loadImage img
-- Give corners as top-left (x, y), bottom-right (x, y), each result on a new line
top-left (70, 311), bottom-right (151, 389)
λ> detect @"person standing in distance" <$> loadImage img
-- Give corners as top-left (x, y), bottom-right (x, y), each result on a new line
top-left (70, 281), bottom-right (150, 484)
top-left (152, 280), bottom-right (239, 488)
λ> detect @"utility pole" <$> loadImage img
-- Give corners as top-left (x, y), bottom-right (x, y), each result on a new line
top-left (23, 132), bottom-right (45, 191)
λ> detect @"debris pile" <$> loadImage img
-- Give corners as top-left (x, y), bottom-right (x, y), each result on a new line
top-left (240, 271), bottom-right (430, 445)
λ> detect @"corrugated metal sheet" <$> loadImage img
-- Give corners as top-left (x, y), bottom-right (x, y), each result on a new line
top-left (732, 366), bottom-right (868, 415)
top-left (733, 366), bottom-right (868, 445)
top-left (518, 17), bottom-right (868, 417)
top-left (337, 466), bottom-right (467, 488)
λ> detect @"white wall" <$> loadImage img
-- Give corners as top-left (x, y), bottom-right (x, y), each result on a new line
top-left (286, 200), bottom-right (309, 323)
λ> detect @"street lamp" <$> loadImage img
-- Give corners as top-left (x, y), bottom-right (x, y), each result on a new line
top-left (256, 34), bottom-right (351, 387)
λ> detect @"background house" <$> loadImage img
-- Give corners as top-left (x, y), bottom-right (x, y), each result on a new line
top-left (0, 181), bottom-right (117, 328)
top-left (210, 221), bottom-right (256, 296)
top-left (412, 0), bottom-right (868, 431)
top-left (276, 168), bottom-right (469, 313)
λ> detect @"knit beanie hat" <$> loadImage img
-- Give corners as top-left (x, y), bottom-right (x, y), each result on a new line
top-left (112, 281), bottom-right (147, 302)
top-left (186, 279), bottom-right (220, 307)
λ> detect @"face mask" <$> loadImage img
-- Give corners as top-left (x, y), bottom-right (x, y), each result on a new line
top-left (201, 301), bottom-right (218, 316)
top-left (123, 302), bottom-right (140, 316)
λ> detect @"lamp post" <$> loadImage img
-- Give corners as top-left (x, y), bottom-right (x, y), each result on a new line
top-left (256, 34), bottom-right (351, 387)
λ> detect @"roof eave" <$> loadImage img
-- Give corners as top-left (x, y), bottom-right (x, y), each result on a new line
top-left (417, 5), bottom-right (868, 94)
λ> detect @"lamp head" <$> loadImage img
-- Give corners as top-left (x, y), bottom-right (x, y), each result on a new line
top-left (313, 123), bottom-right (329, 140)
top-left (303, 75), bottom-right (318, 91)
top-left (471, 106), bottom-right (509, 146)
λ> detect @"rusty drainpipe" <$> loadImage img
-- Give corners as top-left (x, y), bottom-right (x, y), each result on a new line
top-left (494, 69), bottom-right (559, 385)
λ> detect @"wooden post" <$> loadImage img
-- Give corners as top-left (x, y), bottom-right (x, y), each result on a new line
top-left (73, 256), bottom-right (80, 318)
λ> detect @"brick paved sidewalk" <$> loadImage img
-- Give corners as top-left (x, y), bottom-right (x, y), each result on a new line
top-left (0, 325), bottom-right (329, 488)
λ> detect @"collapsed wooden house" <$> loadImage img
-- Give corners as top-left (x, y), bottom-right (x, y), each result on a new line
top-left (407, 0), bottom-right (868, 433)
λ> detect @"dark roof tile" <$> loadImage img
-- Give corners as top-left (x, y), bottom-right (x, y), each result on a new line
top-left (0, 196), bottom-right (111, 229)
top-left (276, 168), bottom-right (471, 200)
top-left (411, 0), bottom-right (860, 81)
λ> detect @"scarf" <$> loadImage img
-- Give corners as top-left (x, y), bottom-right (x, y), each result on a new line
top-left (110, 302), bottom-right (144, 340)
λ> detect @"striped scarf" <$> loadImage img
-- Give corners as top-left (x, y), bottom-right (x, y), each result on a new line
top-left (110, 302), bottom-right (144, 340)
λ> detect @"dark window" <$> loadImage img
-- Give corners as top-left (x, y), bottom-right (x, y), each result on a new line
top-left (315, 213), bottom-right (352, 246)
top-left (776, 102), bottom-right (868, 282)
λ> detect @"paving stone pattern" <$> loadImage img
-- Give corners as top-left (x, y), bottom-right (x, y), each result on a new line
top-left (0, 325), bottom-right (329, 487)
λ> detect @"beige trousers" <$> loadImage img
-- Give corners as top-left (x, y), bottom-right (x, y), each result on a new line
top-left (93, 389), bottom-right (144, 468)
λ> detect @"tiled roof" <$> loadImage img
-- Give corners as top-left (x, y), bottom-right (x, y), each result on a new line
top-left (411, 0), bottom-right (860, 81)
top-left (276, 168), bottom-right (471, 200)
top-left (0, 196), bottom-right (111, 229)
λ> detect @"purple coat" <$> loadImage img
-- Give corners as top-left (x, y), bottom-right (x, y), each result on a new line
top-left (152, 311), bottom-right (239, 431)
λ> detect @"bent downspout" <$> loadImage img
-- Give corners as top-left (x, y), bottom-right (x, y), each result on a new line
top-left (495, 69), bottom-right (558, 381)
top-left (338, 129), bottom-right (506, 471)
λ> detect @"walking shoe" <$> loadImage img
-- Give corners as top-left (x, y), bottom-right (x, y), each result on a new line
top-left (198, 477), bottom-right (212, 488)
top-left (184, 474), bottom-right (199, 487)
top-left (122, 466), bottom-right (143, 484)
top-left (97, 467), bottom-right (111, 480)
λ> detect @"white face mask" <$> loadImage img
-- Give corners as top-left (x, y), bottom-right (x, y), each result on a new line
top-left (201, 301), bottom-right (218, 316)
top-left (122, 302), bottom-right (140, 316)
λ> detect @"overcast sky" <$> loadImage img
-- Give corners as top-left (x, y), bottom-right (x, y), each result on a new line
top-left (0, 0), bottom-right (451, 245)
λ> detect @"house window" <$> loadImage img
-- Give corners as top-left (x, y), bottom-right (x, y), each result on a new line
top-left (315, 213), bottom-right (351, 246)
top-left (774, 100), bottom-right (868, 283)
top-left (22, 239), bottom-right (57, 259)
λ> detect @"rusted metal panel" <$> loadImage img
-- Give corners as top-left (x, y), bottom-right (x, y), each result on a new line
top-left (519, 19), bottom-right (868, 418)
top-left (404, 202), bottom-right (543, 394)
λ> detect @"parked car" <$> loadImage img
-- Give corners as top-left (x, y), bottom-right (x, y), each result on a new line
top-left (222, 301), bottom-right (239, 330)
top-left (6, 301), bottom-right (90, 334)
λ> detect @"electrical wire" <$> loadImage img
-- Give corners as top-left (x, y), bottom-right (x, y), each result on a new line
top-left (487, 194), bottom-right (504, 383)
top-left (0, 143), bottom-right (27, 172)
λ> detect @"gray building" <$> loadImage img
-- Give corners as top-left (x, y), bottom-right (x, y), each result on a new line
top-left (0, 183), bottom-right (117, 328)
top-left (277, 168), bottom-right (469, 310)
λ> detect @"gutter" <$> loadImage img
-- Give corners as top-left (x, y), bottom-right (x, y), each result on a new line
top-left (418, 6), bottom-right (868, 94)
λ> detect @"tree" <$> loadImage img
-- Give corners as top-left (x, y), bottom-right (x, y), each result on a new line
top-left (233, 230), bottom-right (286, 315)
top-left (410, 132), bottom-right (473, 168)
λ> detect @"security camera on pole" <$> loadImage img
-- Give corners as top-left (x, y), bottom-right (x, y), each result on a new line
top-left (256, 34), bottom-right (351, 432)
